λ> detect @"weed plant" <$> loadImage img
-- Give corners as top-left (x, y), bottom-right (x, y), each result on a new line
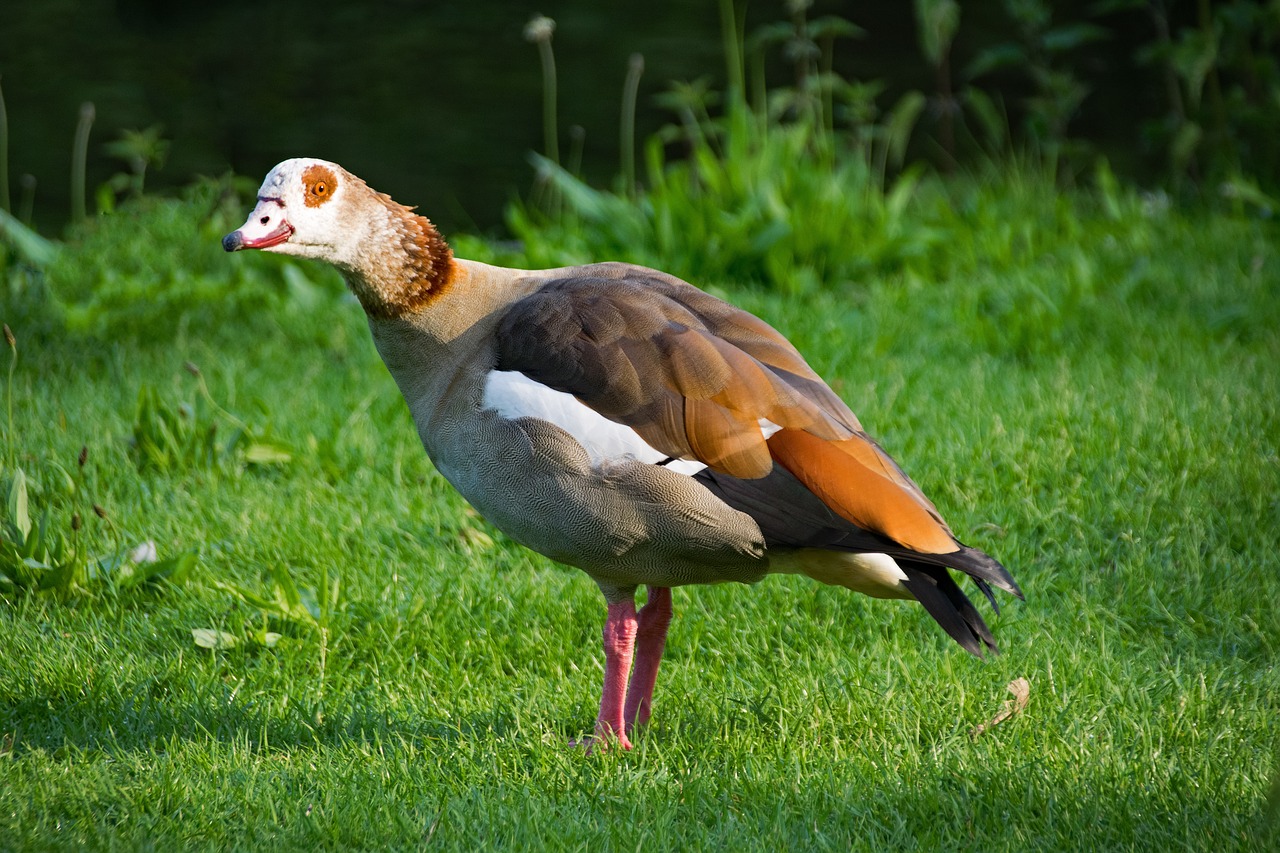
top-left (129, 364), bottom-right (291, 475)
top-left (509, 1), bottom-right (942, 293)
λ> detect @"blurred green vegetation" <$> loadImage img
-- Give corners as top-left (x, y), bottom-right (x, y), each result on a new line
top-left (2, 1), bottom-right (1277, 342)
top-left (1, 1), bottom-right (1279, 236)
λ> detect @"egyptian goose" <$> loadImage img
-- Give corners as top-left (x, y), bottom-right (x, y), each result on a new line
top-left (223, 159), bottom-right (1022, 749)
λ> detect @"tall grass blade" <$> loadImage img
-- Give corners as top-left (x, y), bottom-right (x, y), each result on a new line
top-left (524, 16), bottom-right (560, 168)
top-left (71, 102), bottom-right (95, 224)
top-left (3, 324), bottom-right (14, 470)
top-left (0, 208), bottom-right (57, 268)
top-left (0, 74), bottom-right (10, 213)
top-left (621, 53), bottom-right (645, 198)
top-left (6, 468), bottom-right (29, 541)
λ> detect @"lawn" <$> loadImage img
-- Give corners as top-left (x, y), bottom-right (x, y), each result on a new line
top-left (1, 171), bottom-right (1278, 850)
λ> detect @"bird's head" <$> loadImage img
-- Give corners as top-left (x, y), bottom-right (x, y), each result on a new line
top-left (223, 158), bottom-right (454, 318)
top-left (222, 158), bottom-right (366, 266)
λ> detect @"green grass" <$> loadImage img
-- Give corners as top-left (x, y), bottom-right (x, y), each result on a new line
top-left (1, 173), bottom-right (1278, 850)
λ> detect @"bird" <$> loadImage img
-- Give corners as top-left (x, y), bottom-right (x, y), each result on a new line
top-left (223, 158), bottom-right (1022, 750)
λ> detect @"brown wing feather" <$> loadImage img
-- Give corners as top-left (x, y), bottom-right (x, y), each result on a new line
top-left (496, 263), bottom-right (970, 554)
top-left (766, 428), bottom-right (958, 554)
top-left (685, 397), bottom-right (773, 477)
top-left (496, 264), bottom-right (855, 479)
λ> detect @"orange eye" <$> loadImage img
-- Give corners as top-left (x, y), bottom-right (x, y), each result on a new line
top-left (300, 165), bottom-right (338, 207)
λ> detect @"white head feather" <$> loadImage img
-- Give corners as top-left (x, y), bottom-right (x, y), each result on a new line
top-left (223, 158), bottom-right (368, 269)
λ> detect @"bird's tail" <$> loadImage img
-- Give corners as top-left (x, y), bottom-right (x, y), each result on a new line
top-left (895, 545), bottom-right (1022, 657)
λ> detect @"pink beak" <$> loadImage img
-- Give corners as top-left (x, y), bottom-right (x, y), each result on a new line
top-left (222, 221), bottom-right (293, 252)
top-left (222, 197), bottom-right (294, 252)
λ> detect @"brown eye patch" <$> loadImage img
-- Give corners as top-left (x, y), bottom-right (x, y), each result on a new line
top-left (302, 164), bottom-right (338, 207)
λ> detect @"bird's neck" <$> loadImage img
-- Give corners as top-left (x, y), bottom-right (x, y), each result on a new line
top-left (365, 259), bottom-right (545, 453)
top-left (341, 195), bottom-right (455, 320)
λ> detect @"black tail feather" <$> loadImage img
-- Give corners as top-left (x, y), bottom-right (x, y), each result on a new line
top-left (974, 577), bottom-right (999, 614)
top-left (900, 563), bottom-right (998, 658)
top-left (690, 463), bottom-right (1022, 654)
top-left (898, 544), bottom-right (1022, 600)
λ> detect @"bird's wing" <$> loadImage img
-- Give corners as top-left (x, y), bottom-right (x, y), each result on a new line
top-left (495, 262), bottom-right (960, 555)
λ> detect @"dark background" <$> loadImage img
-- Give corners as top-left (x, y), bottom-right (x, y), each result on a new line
top-left (1, 1), bottom-right (1194, 235)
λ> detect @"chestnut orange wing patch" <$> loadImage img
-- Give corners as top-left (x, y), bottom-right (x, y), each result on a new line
top-left (766, 428), bottom-right (959, 554)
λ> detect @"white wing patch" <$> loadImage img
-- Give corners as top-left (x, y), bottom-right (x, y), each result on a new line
top-left (482, 370), bottom-right (707, 475)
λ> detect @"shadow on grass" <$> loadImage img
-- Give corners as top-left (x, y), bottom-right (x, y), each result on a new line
top-left (0, 686), bottom-right (521, 757)
top-left (3, 686), bottom-right (1275, 849)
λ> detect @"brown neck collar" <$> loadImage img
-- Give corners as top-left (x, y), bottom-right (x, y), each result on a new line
top-left (347, 194), bottom-right (455, 319)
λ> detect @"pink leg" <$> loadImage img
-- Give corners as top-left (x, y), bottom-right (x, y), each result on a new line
top-left (593, 600), bottom-right (638, 750)
top-left (623, 586), bottom-right (673, 734)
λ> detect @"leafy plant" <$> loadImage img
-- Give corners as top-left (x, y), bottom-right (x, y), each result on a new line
top-left (214, 561), bottom-right (343, 633)
top-left (742, 0), bottom-right (865, 133)
top-left (97, 124), bottom-right (171, 212)
top-left (0, 464), bottom-right (194, 597)
top-left (129, 363), bottom-right (291, 475)
top-left (911, 0), bottom-right (1010, 164)
top-left (1134, 0), bottom-right (1280, 191)
top-left (212, 561), bottom-right (345, 719)
top-left (508, 2), bottom-right (947, 292)
top-left (967, 0), bottom-right (1109, 174)
top-left (44, 172), bottom-right (344, 344)
top-left (913, 0), bottom-right (961, 165)
top-left (0, 467), bottom-right (81, 594)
